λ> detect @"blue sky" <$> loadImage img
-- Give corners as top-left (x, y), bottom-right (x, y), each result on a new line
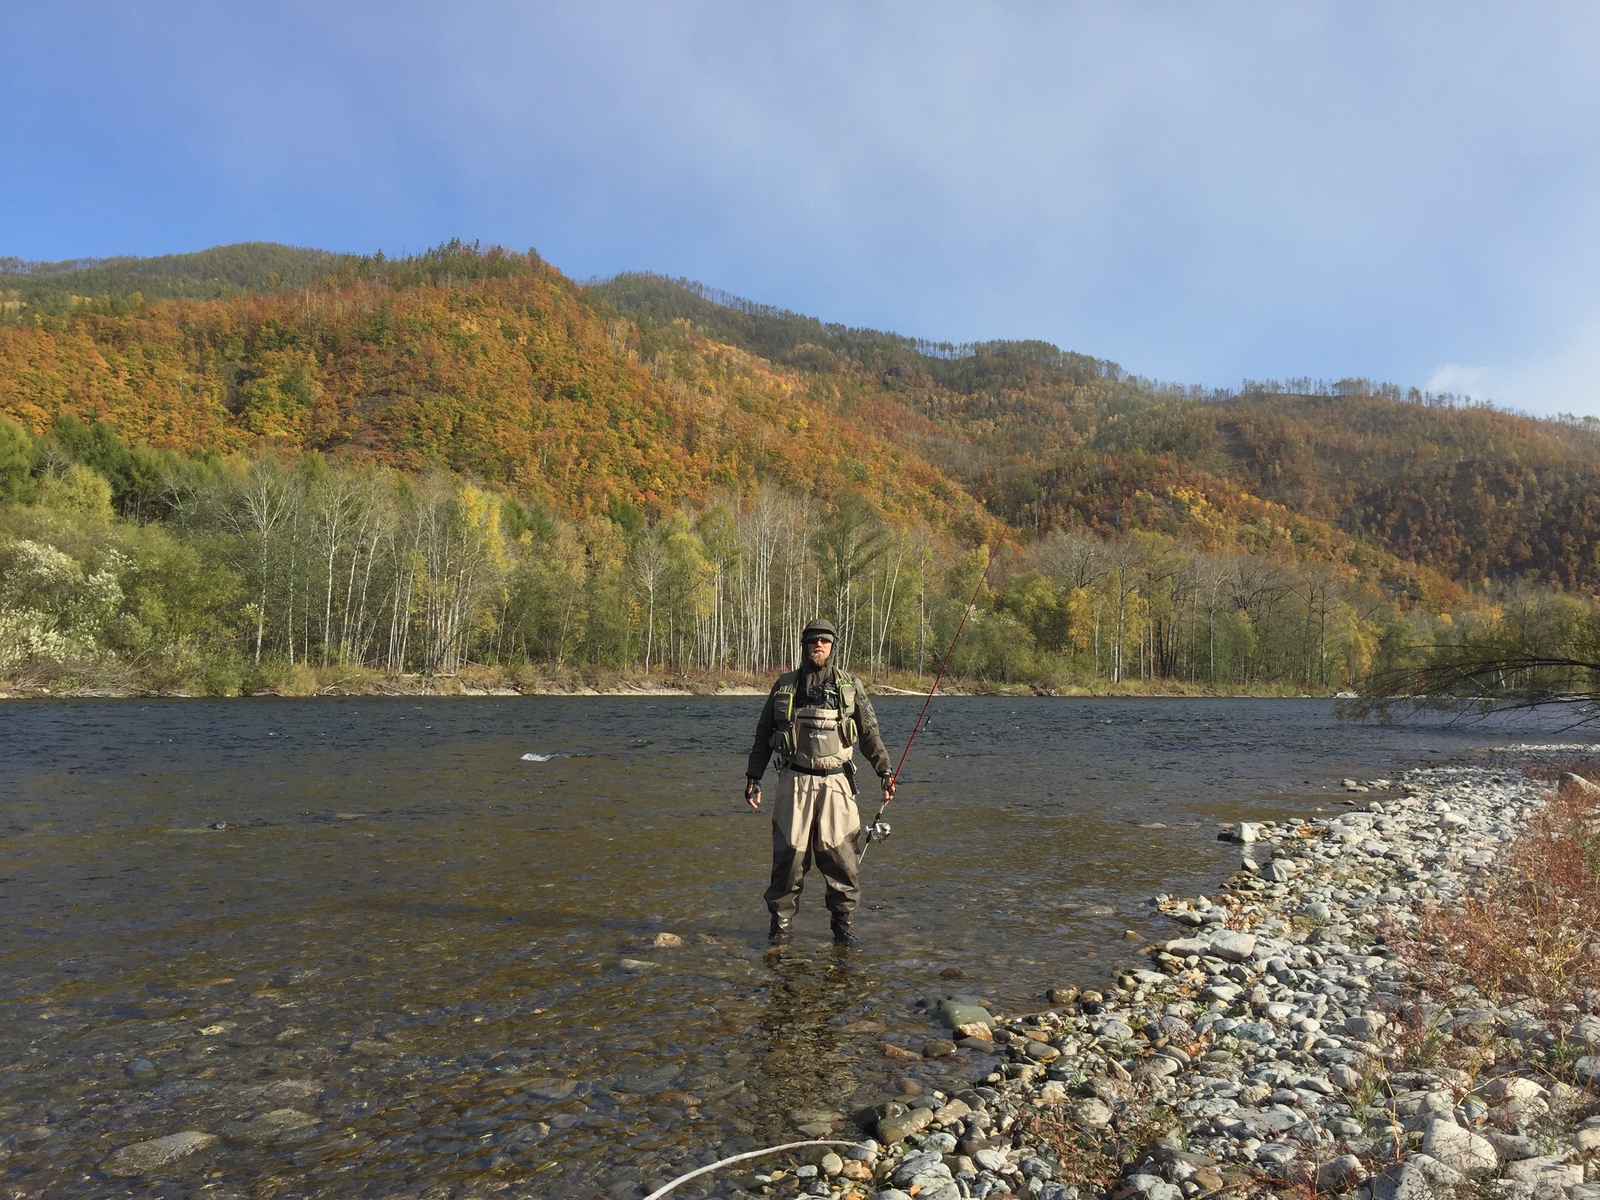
top-left (4, 3), bottom-right (1600, 414)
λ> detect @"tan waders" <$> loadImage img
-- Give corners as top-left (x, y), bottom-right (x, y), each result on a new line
top-left (763, 767), bottom-right (862, 924)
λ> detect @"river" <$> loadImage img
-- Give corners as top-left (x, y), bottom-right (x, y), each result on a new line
top-left (0, 697), bottom-right (1577, 1197)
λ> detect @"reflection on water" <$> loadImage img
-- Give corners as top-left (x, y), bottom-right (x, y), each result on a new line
top-left (0, 697), bottom-right (1570, 1196)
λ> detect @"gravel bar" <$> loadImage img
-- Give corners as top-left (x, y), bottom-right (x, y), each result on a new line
top-left (746, 761), bottom-right (1600, 1200)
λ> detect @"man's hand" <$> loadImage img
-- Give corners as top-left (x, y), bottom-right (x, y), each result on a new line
top-left (745, 777), bottom-right (762, 810)
top-left (881, 775), bottom-right (896, 802)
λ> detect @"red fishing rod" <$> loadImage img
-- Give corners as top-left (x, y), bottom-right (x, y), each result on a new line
top-left (859, 545), bottom-right (995, 862)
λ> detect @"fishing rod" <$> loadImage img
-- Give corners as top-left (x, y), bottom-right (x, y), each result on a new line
top-left (859, 545), bottom-right (995, 863)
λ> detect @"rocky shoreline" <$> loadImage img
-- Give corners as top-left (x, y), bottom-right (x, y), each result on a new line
top-left (743, 759), bottom-right (1600, 1200)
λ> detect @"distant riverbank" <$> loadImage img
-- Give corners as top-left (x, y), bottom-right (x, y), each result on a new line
top-left (0, 661), bottom-right (1347, 700)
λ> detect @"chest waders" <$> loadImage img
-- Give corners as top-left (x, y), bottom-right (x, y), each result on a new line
top-left (763, 670), bottom-right (865, 938)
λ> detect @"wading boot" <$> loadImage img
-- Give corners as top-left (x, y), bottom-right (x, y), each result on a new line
top-left (830, 914), bottom-right (858, 949)
top-left (768, 913), bottom-right (792, 943)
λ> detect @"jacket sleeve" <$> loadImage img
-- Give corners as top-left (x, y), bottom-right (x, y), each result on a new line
top-left (745, 681), bottom-right (781, 779)
top-left (854, 686), bottom-right (894, 780)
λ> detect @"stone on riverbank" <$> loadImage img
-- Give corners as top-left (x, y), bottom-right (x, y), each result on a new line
top-left (1206, 929), bottom-right (1255, 961)
top-left (1072, 1097), bottom-right (1113, 1130)
top-left (876, 1106), bottom-right (935, 1144)
top-left (1503, 1155), bottom-right (1584, 1195)
top-left (1562, 772), bottom-right (1600, 797)
top-left (1317, 1154), bottom-right (1368, 1191)
top-left (1419, 1112), bottom-right (1494, 1176)
top-left (935, 1000), bottom-right (994, 1030)
top-left (1365, 1154), bottom-right (1464, 1200)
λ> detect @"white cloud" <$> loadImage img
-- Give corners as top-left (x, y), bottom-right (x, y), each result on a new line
top-left (1425, 363), bottom-right (1492, 397)
top-left (1425, 311), bottom-right (1600, 417)
top-left (1445, 313), bottom-right (1600, 418)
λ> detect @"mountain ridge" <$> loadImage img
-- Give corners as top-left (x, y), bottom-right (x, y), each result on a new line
top-left (2, 242), bottom-right (1598, 593)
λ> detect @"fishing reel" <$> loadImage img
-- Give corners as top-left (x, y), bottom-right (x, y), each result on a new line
top-left (865, 819), bottom-right (892, 844)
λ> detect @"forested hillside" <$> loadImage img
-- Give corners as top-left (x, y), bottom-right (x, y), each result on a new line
top-left (594, 274), bottom-right (1600, 591)
top-left (0, 241), bottom-right (1596, 696)
top-left (0, 243), bottom-right (354, 312)
top-left (0, 244), bottom-right (983, 536)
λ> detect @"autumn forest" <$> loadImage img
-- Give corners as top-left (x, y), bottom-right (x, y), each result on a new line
top-left (3, 240), bottom-right (1600, 697)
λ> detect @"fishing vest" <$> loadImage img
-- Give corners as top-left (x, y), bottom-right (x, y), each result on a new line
top-left (769, 669), bottom-right (860, 771)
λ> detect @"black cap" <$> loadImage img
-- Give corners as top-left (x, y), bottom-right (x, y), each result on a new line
top-left (800, 618), bottom-right (837, 643)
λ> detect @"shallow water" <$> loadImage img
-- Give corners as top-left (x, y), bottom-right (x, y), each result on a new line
top-left (0, 697), bottom-right (1574, 1197)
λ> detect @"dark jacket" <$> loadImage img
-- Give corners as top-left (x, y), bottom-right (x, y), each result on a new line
top-left (745, 664), bottom-right (893, 781)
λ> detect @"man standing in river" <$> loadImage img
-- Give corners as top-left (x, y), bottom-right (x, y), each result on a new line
top-left (745, 618), bottom-right (895, 948)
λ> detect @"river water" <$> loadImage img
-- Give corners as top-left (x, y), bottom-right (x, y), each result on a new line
top-left (0, 697), bottom-right (1577, 1198)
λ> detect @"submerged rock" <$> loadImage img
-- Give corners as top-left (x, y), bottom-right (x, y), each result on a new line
top-left (242, 1108), bottom-right (319, 1141)
top-left (104, 1131), bottom-right (218, 1176)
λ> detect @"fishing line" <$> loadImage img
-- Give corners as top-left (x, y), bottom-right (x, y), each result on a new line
top-left (641, 1139), bottom-right (854, 1200)
top-left (859, 544), bottom-right (995, 862)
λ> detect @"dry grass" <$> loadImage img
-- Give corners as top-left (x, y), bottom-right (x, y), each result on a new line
top-left (1024, 1094), bottom-right (1178, 1196)
top-left (1401, 764), bottom-right (1600, 1009)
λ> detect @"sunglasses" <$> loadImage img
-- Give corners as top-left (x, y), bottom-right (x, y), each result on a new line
top-left (804, 637), bottom-right (834, 646)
